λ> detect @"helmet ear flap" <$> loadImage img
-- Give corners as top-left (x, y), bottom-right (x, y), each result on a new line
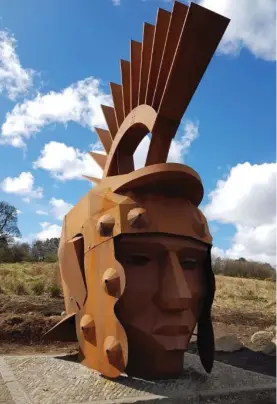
top-left (197, 248), bottom-right (215, 373)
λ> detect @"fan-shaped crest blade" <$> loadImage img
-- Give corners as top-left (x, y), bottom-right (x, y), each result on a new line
top-left (94, 127), bottom-right (113, 154)
top-left (110, 83), bottom-right (124, 128)
top-left (101, 105), bottom-right (118, 138)
top-left (89, 152), bottom-right (107, 170)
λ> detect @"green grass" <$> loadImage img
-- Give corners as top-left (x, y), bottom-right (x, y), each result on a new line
top-left (0, 262), bottom-right (61, 296)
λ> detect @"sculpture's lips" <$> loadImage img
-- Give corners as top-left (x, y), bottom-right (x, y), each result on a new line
top-left (153, 325), bottom-right (189, 336)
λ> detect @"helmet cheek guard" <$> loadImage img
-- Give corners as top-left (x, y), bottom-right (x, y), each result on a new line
top-left (197, 247), bottom-right (216, 373)
top-left (76, 238), bottom-right (128, 378)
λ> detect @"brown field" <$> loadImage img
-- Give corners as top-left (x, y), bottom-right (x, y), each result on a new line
top-left (0, 262), bottom-right (275, 353)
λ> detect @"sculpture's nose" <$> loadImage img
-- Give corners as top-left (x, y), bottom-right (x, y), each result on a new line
top-left (155, 251), bottom-right (192, 311)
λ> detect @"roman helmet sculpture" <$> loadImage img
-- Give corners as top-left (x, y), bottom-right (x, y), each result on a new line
top-left (44, 1), bottom-right (229, 380)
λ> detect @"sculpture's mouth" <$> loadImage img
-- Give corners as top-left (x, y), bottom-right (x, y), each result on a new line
top-left (153, 324), bottom-right (189, 336)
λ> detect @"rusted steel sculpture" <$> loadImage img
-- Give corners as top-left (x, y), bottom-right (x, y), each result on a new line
top-left (44, 1), bottom-right (229, 379)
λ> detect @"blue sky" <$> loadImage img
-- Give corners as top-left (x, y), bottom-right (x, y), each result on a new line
top-left (0, 0), bottom-right (275, 265)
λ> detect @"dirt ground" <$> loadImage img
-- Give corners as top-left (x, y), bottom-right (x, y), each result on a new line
top-left (0, 293), bottom-right (275, 378)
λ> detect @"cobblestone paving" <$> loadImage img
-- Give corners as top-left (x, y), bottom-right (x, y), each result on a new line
top-left (0, 374), bottom-right (14, 404)
top-left (0, 353), bottom-right (276, 404)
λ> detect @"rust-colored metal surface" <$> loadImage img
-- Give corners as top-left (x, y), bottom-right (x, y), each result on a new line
top-left (44, 1), bottom-right (229, 380)
top-left (130, 40), bottom-right (142, 109)
top-left (145, 8), bottom-right (171, 105)
top-left (94, 127), bottom-right (112, 154)
top-left (120, 59), bottom-right (131, 117)
top-left (110, 83), bottom-right (124, 128)
top-left (139, 22), bottom-right (155, 105)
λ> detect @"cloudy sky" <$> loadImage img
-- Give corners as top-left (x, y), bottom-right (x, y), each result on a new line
top-left (0, 0), bottom-right (275, 266)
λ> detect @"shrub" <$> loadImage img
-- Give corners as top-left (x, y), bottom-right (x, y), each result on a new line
top-left (44, 253), bottom-right (58, 263)
top-left (31, 280), bottom-right (45, 295)
top-left (14, 281), bottom-right (28, 295)
top-left (212, 257), bottom-right (275, 281)
top-left (48, 284), bottom-right (61, 298)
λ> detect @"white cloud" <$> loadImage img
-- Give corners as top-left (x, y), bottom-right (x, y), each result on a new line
top-left (204, 162), bottom-right (276, 266)
top-left (33, 141), bottom-right (103, 181)
top-left (112, 0), bottom-right (120, 5)
top-left (16, 209), bottom-right (22, 215)
top-left (36, 222), bottom-right (61, 240)
top-left (0, 30), bottom-right (35, 100)
top-left (40, 221), bottom-right (51, 229)
top-left (167, 120), bottom-right (199, 163)
top-left (134, 120), bottom-right (199, 169)
top-left (1, 77), bottom-right (112, 147)
top-left (50, 197), bottom-right (73, 220)
top-left (211, 246), bottom-right (225, 259)
top-left (133, 136), bottom-right (150, 169)
top-left (0, 171), bottom-right (43, 199)
top-left (204, 162), bottom-right (276, 227)
top-left (199, 0), bottom-right (276, 61)
top-left (36, 209), bottom-right (48, 216)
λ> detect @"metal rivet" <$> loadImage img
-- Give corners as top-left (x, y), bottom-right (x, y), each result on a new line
top-left (102, 268), bottom-right (121, 297)
top-left (127, 207), bottom-right (148, 229)
top-left (96, 214), bottom-right (115, 236)
top-left (104, 336), bottom-right (124, 368)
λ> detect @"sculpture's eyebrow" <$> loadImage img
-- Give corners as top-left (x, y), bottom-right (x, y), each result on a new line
top-left (117, 239), bottom-right (166, 254)
top-left (178, 246), bottom-right (208, 258)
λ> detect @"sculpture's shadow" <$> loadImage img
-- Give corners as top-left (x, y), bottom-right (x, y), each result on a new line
top-left (188, 342), bottom-right (276, 378)
top-left (55, 350), bottom-right (275, 403)
top-left (55, 351), bottom-right (209, 399)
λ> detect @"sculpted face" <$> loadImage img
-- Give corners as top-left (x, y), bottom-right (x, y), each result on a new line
top-left (115, 234), bottom-right (208, 379)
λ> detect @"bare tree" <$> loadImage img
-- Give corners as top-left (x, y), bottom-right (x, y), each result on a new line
top-left (0, 201), bottom-right (21, 243)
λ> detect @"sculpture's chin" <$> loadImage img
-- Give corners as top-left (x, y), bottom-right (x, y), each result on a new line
top-left (126, 348), bottom-right (185, 380)
top-left (153, 334), bottom-right (190, 350)
top-left (122, 325), bottom-right (186, 379)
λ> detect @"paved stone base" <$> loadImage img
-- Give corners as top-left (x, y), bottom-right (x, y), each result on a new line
top-left (0, 353), bottom-right (275, 404)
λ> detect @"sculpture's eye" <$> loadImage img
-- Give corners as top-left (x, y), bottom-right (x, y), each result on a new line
top-left (125, 255), bottom-right (151, 266)
top-left (180, 258), bottom-right (197, 270)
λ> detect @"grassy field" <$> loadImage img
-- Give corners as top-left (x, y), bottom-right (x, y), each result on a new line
top-left (0, 262), bottom-right (275, 323)
top-left (0, 262), bottom-right (61, 297)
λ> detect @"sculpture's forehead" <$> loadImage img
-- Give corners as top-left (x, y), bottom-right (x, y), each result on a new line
top-left (116, 234), bottom-right (209, 254)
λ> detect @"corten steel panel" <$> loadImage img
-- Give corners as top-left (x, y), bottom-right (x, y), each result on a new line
top-left (75, 239), bottom-right (128, 378)
top-left (145, 3), bottom-right (229, 166)
top-left (117, 192), bottom-right (212, 245)
top-left (110, 83), bottom-right (124, 128)
top-left (88, 151), bottom-right (107, 170)
top-left (145, 8), bottom-right (171, 105)
top-left (120, 60), bottom-right (131, 117)
top-left (59, 236), bottom-right (87, 308)
top-left (152, 1), bottom-right (188, 110)
top-left (145, 122), bottom-right (176, 166)
top-left (42, 313), bottom-right (77, 342)
top-left (82, 206), bottom-right (121, 253)
top-left (111, 163), bottom-right (204, 205)
top-left (130, 40), bottom-right (142, 110)
top-left (158, 2), bottom-right (229, 127)
top-left (101, 105), bottom-right (118, 138)
top-left (82, 175), bottom-right (101, 185)
top-left (103, 105), bottom-right (157, 177)
top-left (94, 128), bottom-right (112, 154)
top-left (139, 23), bottom-right (155, 105)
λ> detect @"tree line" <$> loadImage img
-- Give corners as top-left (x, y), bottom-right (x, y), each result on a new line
top-left (0, 201), bottom-right (59, 262)
top-left (0, 237), bottom-right (59, 263)
top-left (0, 201), bottom-right (275, 280)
